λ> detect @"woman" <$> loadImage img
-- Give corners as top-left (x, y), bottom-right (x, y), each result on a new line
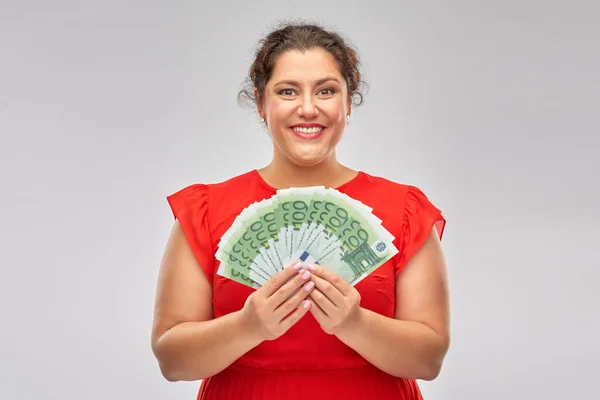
top-left (151, 21), bottom-right (450, 400)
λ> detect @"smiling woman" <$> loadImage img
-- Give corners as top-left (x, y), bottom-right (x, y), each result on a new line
top-left (239, 23), bottom-right (366, 187)
top-left (258, 48), bottom-right (349, 170)
top-left (151, 21), bottom-right (450, 400)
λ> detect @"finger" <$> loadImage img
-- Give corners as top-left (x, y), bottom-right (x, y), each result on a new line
top-left (306, 264), bottom-right (352, 295)
top-left (309, 288), bottom-right (337, 316)
top-left (273, 279), bottom-right (315, 321)
top-left (310, 273), bottom-right (344, 307)
top-left (279, 299), bottom-right (311, 332)
top-left (308, 298), bottom-right (329, 324)
top-left (260, 261), bottom-right (304, 297)
top-left (266, 268), bottom-right (313, 309)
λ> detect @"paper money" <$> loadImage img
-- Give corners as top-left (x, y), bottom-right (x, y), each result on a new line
top-left (215, 187), bottom-right (398, 288)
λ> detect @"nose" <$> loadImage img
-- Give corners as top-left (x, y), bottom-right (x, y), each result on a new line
top-left (297, 95), bottom-right (319, 119)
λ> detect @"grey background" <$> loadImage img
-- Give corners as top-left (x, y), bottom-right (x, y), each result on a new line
top-left (1, 1), bottom-right (598, 399)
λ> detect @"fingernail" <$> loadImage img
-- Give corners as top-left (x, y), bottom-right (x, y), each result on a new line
top-left (301, 270), bottom-right (311, 280)
top-left (304, 281), bottom-right (315, 291)
top-left (307, 264), bottom-right (316, 271)
top-left (293, 262), bottom-right (303, 270)
top-left (303, 300), bottom-right (311, 309)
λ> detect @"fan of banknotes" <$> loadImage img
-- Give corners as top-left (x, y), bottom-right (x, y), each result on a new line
top-left (215, 186), bottom-right (398, 289)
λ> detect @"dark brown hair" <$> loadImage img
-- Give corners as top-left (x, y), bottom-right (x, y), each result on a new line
top-left (238, 20), bottom-right (367, 110)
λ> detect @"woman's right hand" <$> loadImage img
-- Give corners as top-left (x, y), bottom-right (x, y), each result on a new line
top-left (241, 262), bottom-right (314, 341)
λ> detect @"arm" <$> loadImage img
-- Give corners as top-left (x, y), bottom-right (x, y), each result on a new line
top-left (150, 221), bottom-right (262, 381)
top-left (151, 221), bottom-right (315, 382)
top-left (308, 226), bottom-right (450, 380)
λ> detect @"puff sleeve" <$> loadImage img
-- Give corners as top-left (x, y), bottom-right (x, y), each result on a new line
top-left (393, 185), bottom-right (446, 276)
top-left (166, 184), bottom-right (215, 284)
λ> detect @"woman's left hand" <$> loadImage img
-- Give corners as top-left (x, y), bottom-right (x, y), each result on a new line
top-left (304, 264), bottom-right (363, 335)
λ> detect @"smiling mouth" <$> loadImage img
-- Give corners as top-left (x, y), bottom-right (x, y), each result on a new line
top-left (290, 126), bottom-right (325, 139)
top-left (291, 126), bottom-right (324, 134)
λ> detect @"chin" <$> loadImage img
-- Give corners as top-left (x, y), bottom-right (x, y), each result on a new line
top-left (288, 152), bottom-right (331, 167)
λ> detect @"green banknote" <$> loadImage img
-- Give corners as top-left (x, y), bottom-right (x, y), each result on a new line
top-left (215, 203), bottom-right (280, 278)
top-left (296, 189), bottom-right (397, 284)
top-left (215, 186), bottom-right (398, 289)
top-left (216, 261), bottom-right (262, 288)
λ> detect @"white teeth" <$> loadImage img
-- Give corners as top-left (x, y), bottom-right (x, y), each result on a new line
top-left (292, 127), bottom-right (324, 134)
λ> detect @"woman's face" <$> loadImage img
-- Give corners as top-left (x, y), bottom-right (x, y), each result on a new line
top-left (257, 48), bottom-right (351, 167)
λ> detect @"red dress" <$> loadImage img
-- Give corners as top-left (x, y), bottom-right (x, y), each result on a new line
top-left (166, 169), bottom-right (446, 400)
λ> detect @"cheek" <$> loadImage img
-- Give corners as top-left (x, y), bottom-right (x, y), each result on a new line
top-left (269, 101), bottom-right (293, 120)
top-left (326, 101), bottom-right (348, 122)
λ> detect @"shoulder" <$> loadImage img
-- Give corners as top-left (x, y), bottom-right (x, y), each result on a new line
top-left (349, 170), bottom-right (445, 238)
top-left (167, 169), bottom-right (275, 233)
top-left (352, 171), bottom-right (431, 204)
top-left (354, 172), bottom-right (446, 273)
top-left (168, 170), bottom-right (260, 202)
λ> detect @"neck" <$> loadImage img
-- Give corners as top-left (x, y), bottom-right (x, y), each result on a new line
top-left (259, 150), bottom-right (354, 189)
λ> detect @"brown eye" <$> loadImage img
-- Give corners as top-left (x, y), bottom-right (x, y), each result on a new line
top-left (279, 89), bottom-right (296, 96)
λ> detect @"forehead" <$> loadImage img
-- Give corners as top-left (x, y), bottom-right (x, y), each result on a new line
top-left (269, 48), bottom-right (344, 84)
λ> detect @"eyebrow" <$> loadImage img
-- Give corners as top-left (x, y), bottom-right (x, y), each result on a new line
top-left (273, 77), bottom-right (342, 87)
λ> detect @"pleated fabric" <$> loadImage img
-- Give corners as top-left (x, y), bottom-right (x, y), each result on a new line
top-left (197, 364), bottom-right (424, 400)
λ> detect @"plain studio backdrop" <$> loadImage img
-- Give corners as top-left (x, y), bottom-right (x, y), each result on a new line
top-left (1, 1), bottom-right (598, 399)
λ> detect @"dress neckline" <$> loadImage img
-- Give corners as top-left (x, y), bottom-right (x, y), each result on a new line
top-left (252, 169), bottom-right (364, 192)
